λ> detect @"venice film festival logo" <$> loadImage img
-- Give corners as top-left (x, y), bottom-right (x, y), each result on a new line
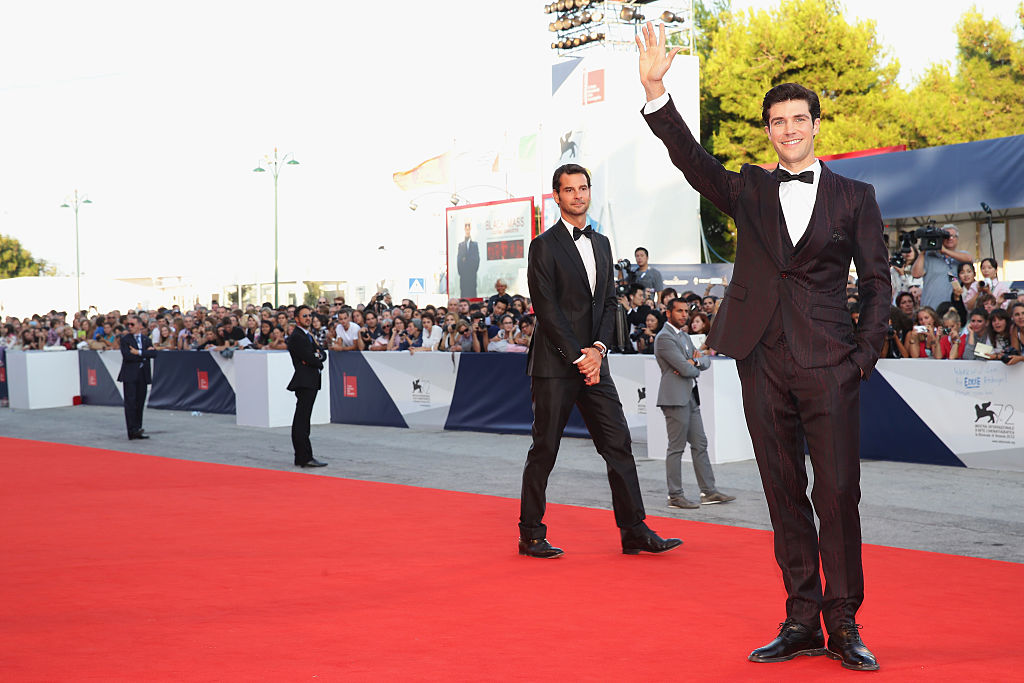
top-left (412, 377), bottom-right (431, 406)
top-left (973, 401), bottom-right (1015, 445)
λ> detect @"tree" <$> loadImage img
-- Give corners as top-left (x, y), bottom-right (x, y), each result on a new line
top-left (906, 5), bottom-right (1024, 147)
top-left (0, 234), bottom-right (52, 279)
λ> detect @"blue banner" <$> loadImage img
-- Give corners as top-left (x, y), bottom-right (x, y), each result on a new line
top-left (78, 350), bottom-right (123, 406)
top-left (328, 351), bottom-right (408, 428)
top-left (444, 353), bottom-right (589, 437)
top-left (148, 352), bottom-right (235, 415)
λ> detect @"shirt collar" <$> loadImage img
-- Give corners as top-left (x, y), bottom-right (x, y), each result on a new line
top-left (664, 321), bottom-right (684, 334)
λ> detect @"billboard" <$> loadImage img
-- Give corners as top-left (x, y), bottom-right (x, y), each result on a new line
top-left (446, 197), bottom-right (535, 300)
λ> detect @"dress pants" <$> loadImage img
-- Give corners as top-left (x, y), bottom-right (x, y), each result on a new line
top-left (735, 334), bottom-right (864, 632)
top-left (661, 401), bottom-right (715, 498)
top-left (519, 375), bottom-right (647, 540)
top-left (291, 388), bottom-right (318, 465)
top-left (122, 376), bottom-right (147, 437)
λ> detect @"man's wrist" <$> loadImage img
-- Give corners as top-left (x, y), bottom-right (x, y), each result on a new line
top-left (642, 80), bottom-right (667, 101)
top-left (593, 341), bottom-right (608, 357)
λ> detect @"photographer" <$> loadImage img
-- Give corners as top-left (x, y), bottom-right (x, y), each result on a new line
top-left (634, 310), bottom-right (665, 354)
top-left (880, 307), bottom-right (910, 359)
top-left (905, 307), bottom-right (942, 358)
top-left (448, 319), bottom-right (480, 353)
top-left (387, 317), bottom-right (411, 351)
top-left (634, 247), bottom-right (664, 293)
top-left (937, 310), bottom-right (964, 360)
top-left (621, 283), bottom-right (651, 339)
top-left (956, 262), bottom-right (981, 311)
top-left (979, 258), bottom-right (1011, 304)
top-left (356, 310), bottom-right (385, 351)
top-left (469, 313), bottom-right (490, 351)
top-left (888, 243), bottom-right (921, 303)
top-left (910, 224), bottom-right (973, 310)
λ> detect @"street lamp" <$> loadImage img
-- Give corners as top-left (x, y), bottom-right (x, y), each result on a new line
top-left (252, 148), bottom-right (300, 307)
top-left (60, 189), bottom-right (93, 313)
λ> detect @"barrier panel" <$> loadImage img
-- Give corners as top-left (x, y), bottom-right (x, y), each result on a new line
top-left (79, 349), bottom-right (124, 406)
top-left (5, 350), bottom-right (81, 410)
top-left (235, 351), bottom-right (329, 428)
top-left (6, 348), bottom-right (1021, 471)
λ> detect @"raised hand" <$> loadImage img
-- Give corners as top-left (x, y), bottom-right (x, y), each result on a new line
top-left (635, 22), bottom-right (680, 101)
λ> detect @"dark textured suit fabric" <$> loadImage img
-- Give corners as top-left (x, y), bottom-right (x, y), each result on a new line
top-left (644, 97), bottom-right (889, 631)
top-left (286, 328), bottom-right (324, 465)
top-left (117, 332), bottom-right (157, 436)
top-left (519, 220), bottom-right (647, 540)
top-left (457, 239), bottom-right (480, 298)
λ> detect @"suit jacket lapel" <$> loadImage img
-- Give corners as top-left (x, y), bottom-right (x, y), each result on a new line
top-left (757, 173), bottom-right (787, 269)
top-left (551, 219), bottom-right (591, 295)
top-left (789, 163), bottom-right (835, 269)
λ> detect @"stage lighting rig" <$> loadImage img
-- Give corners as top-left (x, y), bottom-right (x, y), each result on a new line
top-left (545, 1), bottom-right (693, 56)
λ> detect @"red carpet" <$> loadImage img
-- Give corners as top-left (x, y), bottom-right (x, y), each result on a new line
top-left (1, 436), bottom-right (1021, 681)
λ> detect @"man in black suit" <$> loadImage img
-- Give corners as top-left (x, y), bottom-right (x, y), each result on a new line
top-left (286, 305), bottom-right (327, 468)
top-left (637, 23), bottom-right (888, 671)
top-left (518, 162), bottom-right (682, 559)
top-left (118, 315), bottom-right (157, 440)
top-left (456, 221), bottom-right (479, 298)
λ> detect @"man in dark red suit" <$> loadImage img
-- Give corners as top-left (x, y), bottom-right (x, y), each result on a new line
top-left (637, 23), bottom-right (888, 671)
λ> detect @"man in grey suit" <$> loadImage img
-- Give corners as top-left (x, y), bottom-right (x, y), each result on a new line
top-left (654, 298), bottom-right (736, 509)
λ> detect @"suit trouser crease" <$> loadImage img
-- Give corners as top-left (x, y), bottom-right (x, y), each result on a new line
top-left (291, 388), bottom-right (318, 463)
top-left (520, 376), bottom-right (646, 540)
top-left (736, 338), bottom-right (864, 632)
top-left (661, 403), bottom-right (714, 498)
top-left (123, 377), bottom-right (147, 436)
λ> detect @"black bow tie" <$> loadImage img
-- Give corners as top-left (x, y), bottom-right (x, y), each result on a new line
top-left (776, 168), bottom-right (814, 184)
top-left (573, 225), bottom-right (594, 241)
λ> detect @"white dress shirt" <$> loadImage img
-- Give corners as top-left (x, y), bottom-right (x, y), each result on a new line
top-left (644, 92), bottom-right (820, 246)
top-left (564, 221), bottom-right (597, 295)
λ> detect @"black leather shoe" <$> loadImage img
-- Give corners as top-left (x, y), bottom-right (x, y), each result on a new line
top-left (748, 619), bottom-right (827, 662)
top-left (825, 623), bottom-right (879, 671)
top-left (518, 538), bottom-right (564, 558)
top-left (296, 459), bottom-right (327, 468)
top-left (621, 528), bottom-right (682, 554)
top-left (128, 431), bottom-right (149, 440)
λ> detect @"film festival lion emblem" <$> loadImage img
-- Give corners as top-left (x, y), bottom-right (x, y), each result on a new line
top-left (412, 378), bottom-right (431, 406)
top-left (973, 401), bottom-right (1015, 446)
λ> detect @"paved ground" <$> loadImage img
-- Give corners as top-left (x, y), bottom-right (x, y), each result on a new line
top-left (1, 404), bottom-right (1021, 563)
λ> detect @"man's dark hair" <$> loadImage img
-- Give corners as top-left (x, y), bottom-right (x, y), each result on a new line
top-left (627, 283), bottom-right (644, 297)
top-left (761, 83), bottom-right (821, 127)
top-left (295, 305), bottom-right (311, 319)
top-left (552, 163), bottom-right (591, 192)
top-left (667, 297), bottom-right (689, 312)
top-left (635, 247), bottom-right (649, 257)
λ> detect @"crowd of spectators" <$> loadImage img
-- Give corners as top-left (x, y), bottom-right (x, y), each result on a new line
top-left (876, 224), bottom-right (1023, 363)
top-left (0, 281), bottom-right (539, 358)
top-left (3, 236), bottom-right (1021, 367)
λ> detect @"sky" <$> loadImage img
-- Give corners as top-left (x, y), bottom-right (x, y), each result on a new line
top-left (1, 1), bottom-right (1020, 288)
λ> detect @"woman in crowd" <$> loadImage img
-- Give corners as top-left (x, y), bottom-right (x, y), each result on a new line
top-left (979, 258), bottom-right (1010, 303)
top-left (254, 320), bottom-right (274, 348)
top-left (351, 309), bottom-right (364, 327)
top-left (957, 262), bottom-right (981, 311)
top-left (960, 309), bottom-right (989, 360)
top-left (1, 323), bottom-right (17, 348)
top-left (984, 309), bottom-right (1021, 363)
top-left (310, 313), bottom-right (329, 348)
top-left (511, 297), bottom-right (528, 319)
top-left (894, 291), bottom-right (916, 321)
top-left (437, 313), bottom-right (460, 352)
top-left (387, 316), bottom-right (410, 351)
top-left (880, 307), bottom-right (910, 359)
top-left (405, 318), bottom-right (424, 351)
top-left (489, 314), bottom-right (527, 352)
top-left (244, 315), bottom-right (260, 346)
top-left (414, 313), bottom-right (442, 352)
top-left (1010, 302), bottom-right (1024, 347)
top-left (154, 323), bottom-right (175, 350)
top-left (906, 306), bottom-right (942, 358)
top-left (658, 288), bottom-right (678, 311)
top-left (635, 310), bottom-right (664, 354)
top-left (265, 326), bottom-right (288, 350)
top-left (937, 310), bottom-right (964, 359)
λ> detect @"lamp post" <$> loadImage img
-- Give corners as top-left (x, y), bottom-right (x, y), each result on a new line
top-left (60, 189), bottom-right (93, 313)
top-left (252, 148), bottom-right (300, 307)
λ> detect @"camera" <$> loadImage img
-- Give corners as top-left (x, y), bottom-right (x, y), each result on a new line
top-left (910, 221), bottom-right (949, 252)
top-left (886, 326), bottom-right (896, 338)
top-left (375, 293), bottom-right (386, 303)
top-left (614, 259), bottom-right (639, 297)
top-left (629, 329), bottom-right (647, 342)
top-left (1001, 347), bottom-right (1021, 364)
top-left (889, 253), bottom-right (906, 268)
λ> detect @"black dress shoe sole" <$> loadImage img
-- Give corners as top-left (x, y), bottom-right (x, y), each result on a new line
top-left (622, 539), bottom-right (683, 555)
top-left (748, 648), bottom-right (827, 663)
top-left (518, 548), bottom-right (564, 558)
top-left (296, 462), bottom-right (327, 468)
top-left (824, 649), bottom-right (880, 671)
